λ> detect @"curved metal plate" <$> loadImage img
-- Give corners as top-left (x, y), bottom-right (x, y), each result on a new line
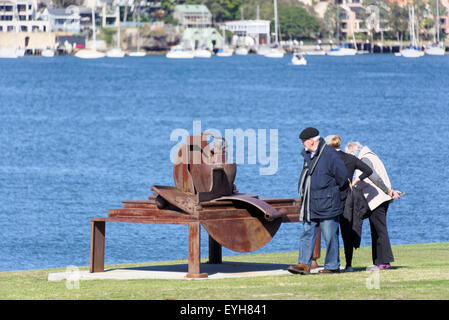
top-left (202, 205), bottom-right (281, 252)
top-left (214, 194), bottom-right (287, 221)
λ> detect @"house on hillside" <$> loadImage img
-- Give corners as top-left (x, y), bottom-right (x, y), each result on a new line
top-left (172, 4), bottom-right (223, 51)
top-left (0, 0), bottom-right (48, 32)
top-left (40, 7), bottom-right (81, 33)
top-left (173, 4), bottom-right (212, 28)
top-left (224, 20), bottom-right (270, 45)
top-left (303, 0), bottom-right (448, 41)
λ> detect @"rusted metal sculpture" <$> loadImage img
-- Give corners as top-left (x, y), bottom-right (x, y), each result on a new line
top-left (152, 133), bottom-right (289, 252)
top-left (90, 132), bottom-right (321, 278)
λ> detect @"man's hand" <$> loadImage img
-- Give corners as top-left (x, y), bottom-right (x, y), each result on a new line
top-left (389, 190), bottom-right (402, 199)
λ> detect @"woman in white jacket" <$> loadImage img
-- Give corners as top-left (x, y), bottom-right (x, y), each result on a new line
top-left (345, 142), bottom-right (402, 270)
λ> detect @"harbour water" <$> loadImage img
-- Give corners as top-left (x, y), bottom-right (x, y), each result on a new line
top-left (1, 54), bottom-right (449, 272)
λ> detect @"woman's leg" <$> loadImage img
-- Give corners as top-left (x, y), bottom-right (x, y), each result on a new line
top-left (340, 215), bottom-right (353, 267)
top-left (369, 202), bottom-right (394, 265)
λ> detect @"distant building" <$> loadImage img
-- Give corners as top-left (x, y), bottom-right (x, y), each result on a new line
top-left (385, 0), bottom-right (449, 40)
top-left (307, 0), bottom-right (449, 40)
top-left (0, 0), bottom-right (54, 50)
top-left (0, 0), bottom-right (36, 21)
top-left (40, 7), bottom-right (81, 33)
top-left (172, 4), bottom-right (222, 50)
top-left (224, 20), bottom-right (270, 45)
top-left (98, 0), bottom-right (119, 27)
top-left (338, 0), bottom-right (371, 37)
top-left (173, 4), bottom-right (212, 28)
top-left (438, 0), bottom-right (449, 36)
top-left (182, 27), bottom-right (223, 50)
top-left (0, 0), bottom-right (48, 32)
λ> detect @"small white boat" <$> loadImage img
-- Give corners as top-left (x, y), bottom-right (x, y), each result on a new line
top-left (292, 53), bottom-right (307, 65)
top-left (41, 48), bottom-right (55, 57)
top-left (400, 6), bottom-right (423, 58)
top-left (107, 48), bottom-right (125, 58)
top-left (16, 48), bottom-right (25, 57)
top-left (128, 51), bottom-right (146, 57)
top-left (327, 47), bottom-right (357, 56)
top-left (75, 6), bottom-right (105, 59)
top-left (266, 0), bottom-right (284, 59)
top-left (400, 47), bottom-right (424, 58)
top-left (425, 46), bottom-right (445, 56)
top-left (194, 48), bottom-right (212, 58)
top-left (235, 47), bottom-right (249, 55)
top-left (216, 48), bottom-right (233, 57)
top-left (0, 47), bottom-right (18, 58)
top-left (166, 46), bottom-right (194, 59)
top-left (426, 0), bottom-right (445, 56)
top-left (75, 49), bottom-right (106, 59)
top-left (256, 45), bottom-right (271, 56)
top-left (264, 48), bottom-right (284, 58)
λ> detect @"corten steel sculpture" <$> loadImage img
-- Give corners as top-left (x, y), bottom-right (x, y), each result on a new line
top-left (90, 132), bottom-right (321, 278)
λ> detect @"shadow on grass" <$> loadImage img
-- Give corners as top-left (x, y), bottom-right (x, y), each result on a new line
top-left (107, 261), bottom-right (292, 276)
top-left (349, 265), bottom-right (407, 273)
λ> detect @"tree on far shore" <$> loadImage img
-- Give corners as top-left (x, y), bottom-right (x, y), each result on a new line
top-left (278, 6), bottom-right (320, 40)
top-left (50, 0), bottom-right (84, 8)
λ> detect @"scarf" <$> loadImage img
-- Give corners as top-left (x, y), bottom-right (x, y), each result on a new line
top-left (298, 141), bottom-right (326, 222)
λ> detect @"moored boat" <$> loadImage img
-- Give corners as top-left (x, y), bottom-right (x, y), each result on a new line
top-left (194, 48), bottom-right (212, 58)
top-left (166, 46), bottom-right (194, 59)
top-left (425, 45), bottom-right (445, 56)
top-left (128, 51), bottom-right (146, 57)
top-left (216, 47), bottom-right (233, 57)
top-left (264, 48), bottom-right (284, 58)
top-left (107, 48), bottom-right (125, 58)
top-left (41, 48), bottom-right (55, 57)
top-left (0, 47), bottom-right (18, 58)
top-left (400, 47), bottom-right (425, 58)
top-left (235, 47), bottom-right (248, 56)
top-left (326, 47), bottom-right (357, 56)
top-left (75, 49), bottom-right (106, 59)
top-left (291, 53), bottom-right (307, 65)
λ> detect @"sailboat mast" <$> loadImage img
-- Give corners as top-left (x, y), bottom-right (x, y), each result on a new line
top-left (436, 0), bottom-right (440, 43)
top-left (117, 5), bottom-right (120, 48)
top-left (273, 0), bottom-right (278, 44)
top-left (412, 4), bottom-right (418, 48)
top-left (92, 2), bottom-right (97, 50)
top-left (136, 1), bottom-right (140, 51)
top-left (408, 4), bottom-right (415, 48)
top-left (336, 2), bottom-right (340, 46)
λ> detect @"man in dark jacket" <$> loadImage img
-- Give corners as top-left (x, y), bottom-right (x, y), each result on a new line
top-left (288, 127), bottom-right (348, 275)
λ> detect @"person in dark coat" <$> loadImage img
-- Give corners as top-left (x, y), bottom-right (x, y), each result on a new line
top-left (325, 135), bottom-right (373, 272)
top-left (288, 128), bottom-right (348, 275)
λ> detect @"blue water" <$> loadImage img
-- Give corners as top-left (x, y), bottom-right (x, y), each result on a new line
top-left (1, 54), bottom-right (448, 272)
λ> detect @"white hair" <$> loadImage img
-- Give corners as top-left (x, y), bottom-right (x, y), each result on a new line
top-left (312, 135), bottom-right (320, 141)
top-left (345, 141), bottom-right (362, 154)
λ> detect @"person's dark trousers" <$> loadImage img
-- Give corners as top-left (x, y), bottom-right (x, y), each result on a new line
top-left (339, 215), bottom-right (354, 268)
top-left (368, 201), bottom-right (394, 265)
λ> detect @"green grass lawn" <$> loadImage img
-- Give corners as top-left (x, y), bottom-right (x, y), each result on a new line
top-left (1, 242), bottom-right (448, 300)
